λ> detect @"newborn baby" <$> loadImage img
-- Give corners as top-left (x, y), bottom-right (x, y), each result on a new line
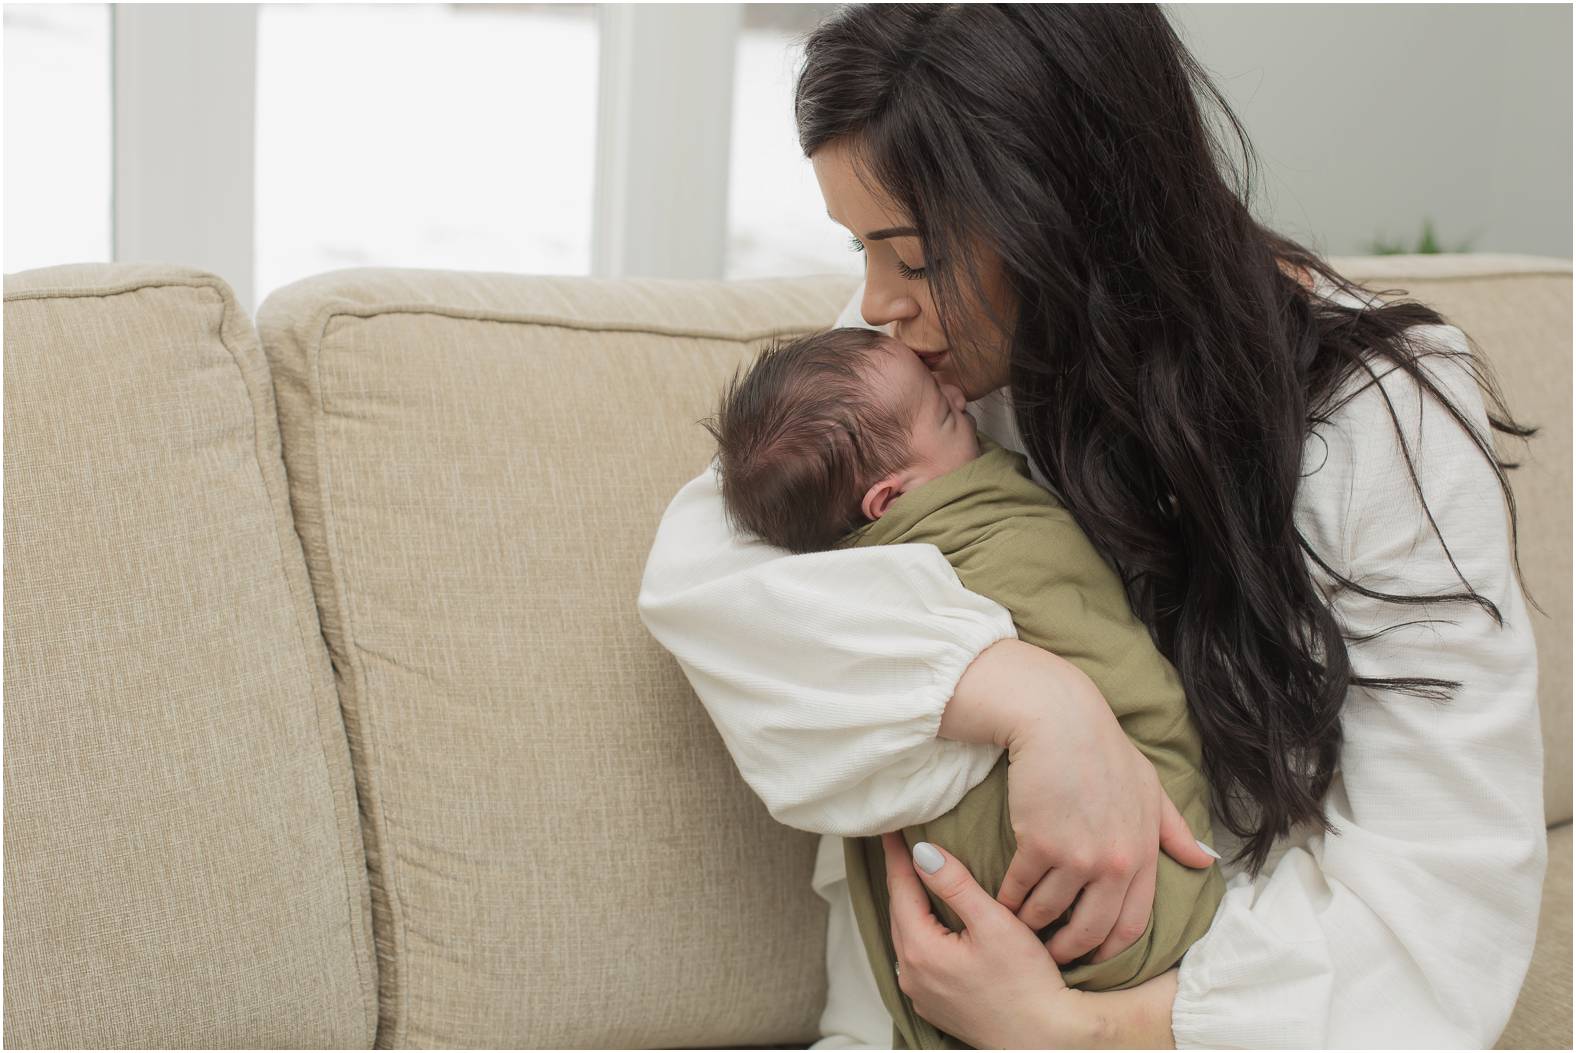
top-left (705, 326), bottom-right (979, 555)
top-left (704, 327), bottom-right (1225, 1049)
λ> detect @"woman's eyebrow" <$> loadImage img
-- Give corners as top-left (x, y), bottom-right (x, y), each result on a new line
top-left (824, 212), bottom-right (918, 242)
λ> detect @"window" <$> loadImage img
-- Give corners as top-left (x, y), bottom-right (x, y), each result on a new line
top-left (4, 4), bottom-right (112, 273)
top-left (726, 4), bottom-right (858, 280)
top-left (254, 3), bottom-right (598, 301)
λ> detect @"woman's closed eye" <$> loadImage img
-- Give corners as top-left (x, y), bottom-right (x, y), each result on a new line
top-left (846, 234), bottom-right (928, 280)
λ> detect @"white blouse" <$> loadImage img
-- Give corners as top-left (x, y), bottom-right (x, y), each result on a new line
top-left (637, 284), bottom-right (1546, 1048)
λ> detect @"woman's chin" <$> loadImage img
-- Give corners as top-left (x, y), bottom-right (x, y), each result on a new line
top-left (958, 378), bottom-right (1002, 403)
top-left (923, 359), bottom-right (965, 391)
top-left (927, 358), bottom-right (1007, 403)
top-left (961, 371), bottom-right (1014, 403)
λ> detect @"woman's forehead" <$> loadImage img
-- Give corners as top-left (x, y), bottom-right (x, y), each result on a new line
top-left (811, 141), bottom-right (915, 237)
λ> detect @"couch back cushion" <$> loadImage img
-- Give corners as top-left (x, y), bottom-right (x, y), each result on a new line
top-left (3, 264), bottom-right (376, 1048)
top-left (256, 269), bottom-right (853, 1049)
top-left (1332, 255), bottom-right (1571, 826)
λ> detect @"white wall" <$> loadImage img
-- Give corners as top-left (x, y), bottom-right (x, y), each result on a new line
top-left (1168, 3), bottom-right (1572, 259)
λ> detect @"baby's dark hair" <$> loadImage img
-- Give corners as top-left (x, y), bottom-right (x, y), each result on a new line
top-left (700, 327), bottom-right (916, 554)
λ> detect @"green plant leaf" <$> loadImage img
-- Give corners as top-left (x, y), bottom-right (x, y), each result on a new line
top-left (1366, 217), bottom-right (1475, 255)
top-left (1417, 218), bottom-right (1441, 254)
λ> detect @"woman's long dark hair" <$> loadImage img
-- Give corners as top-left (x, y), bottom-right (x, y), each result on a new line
top-left (796, 3), bottom-right (1536, 874)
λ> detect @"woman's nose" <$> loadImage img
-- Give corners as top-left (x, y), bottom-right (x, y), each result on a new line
top-left (860, 275), bottom-right (920, 329)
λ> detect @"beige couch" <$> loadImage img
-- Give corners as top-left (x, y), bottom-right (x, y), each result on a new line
top-left (3, 256), bottom-right (1568, 1049)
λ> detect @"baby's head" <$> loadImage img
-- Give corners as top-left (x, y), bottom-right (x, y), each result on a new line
top-left (702, 327), bottom-right (979, 554)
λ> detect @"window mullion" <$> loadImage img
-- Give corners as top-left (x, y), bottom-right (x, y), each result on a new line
top-left (592, 3), bottom-right (741, 279)
top-left (113, 4), bottom-right (258, 310)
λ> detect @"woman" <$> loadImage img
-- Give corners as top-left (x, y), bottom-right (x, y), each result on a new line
top-left (639, 5), bottom-right (1546, 1047)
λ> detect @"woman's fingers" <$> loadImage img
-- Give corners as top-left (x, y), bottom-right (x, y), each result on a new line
top-left (903, 840), bottom-right (1011, 936)
top-left (1015, 865), bottom-right (1084, 931)
top-left (1046, 874), bottom-right (1127, 964)
top-left (881, 832), bottom-right (948, 957)
top-left (880, 832), bottom-right (913, 961)
top-left (996, 843), bottom-right (1054, 913)
top-left (1157, 786), bottom-right (1218, 869)
top-left (1089, 854), bottom-right (1156, 963)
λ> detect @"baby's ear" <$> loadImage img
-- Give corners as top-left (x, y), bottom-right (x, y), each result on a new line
top-left (861, 475), bottom-right (903, 522)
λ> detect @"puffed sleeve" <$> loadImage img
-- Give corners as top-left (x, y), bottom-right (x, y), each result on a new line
top-left (636, 282), bottom-right (1016, 836)
top-left (1171, 325), bottom-right (1547, 1047)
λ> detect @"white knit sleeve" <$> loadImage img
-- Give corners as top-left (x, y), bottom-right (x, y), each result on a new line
top-left (637, 460), bottom-right (1014, 836)
top-left (636, 282), bottom-right (1013, 837)
top-left (1171, 325), bottom-right (1547, 1047)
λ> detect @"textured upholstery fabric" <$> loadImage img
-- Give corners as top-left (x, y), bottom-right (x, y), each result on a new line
top-left (1329, 254), bottom-right (1572, 826)
top-left (2, 263), bottom-right (375, 1049)
top-left (1498, 823), bottom-right (1573, 1049)
top-left (255, 269), bottom-right (855, 1049)
top-left (5, 255), bottom-right (1563, 1049)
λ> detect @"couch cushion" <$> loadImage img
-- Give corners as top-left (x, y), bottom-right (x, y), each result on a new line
top-left (255, 269), bottom-right (855, 1049)
top-left (1497, 822), bottom-right (1572, 1048)
top-left (3, 264), bottom-right (376, 1049)
top-left (1332, 254), bottom-right (1572, 826)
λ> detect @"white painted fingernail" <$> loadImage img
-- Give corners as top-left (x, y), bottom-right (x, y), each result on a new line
top-left (913, 842), bottom-right (944, 874)
top-left (1196, 839), bottom-right (1221, 860)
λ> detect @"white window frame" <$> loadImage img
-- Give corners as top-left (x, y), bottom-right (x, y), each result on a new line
top-left (112, 4), bottom-right (258, 312)
top-left (107, 2), bottom-right (744, 309)
top-left (591, 3), bottom-right (741, 280)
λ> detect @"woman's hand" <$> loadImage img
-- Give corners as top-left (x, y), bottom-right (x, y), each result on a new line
top-left (884, 833), bottom-right (1183, 1050)
top-left (881, 832), bottom-right (1092, 1048)
top-left (939, 639), bottom-right (1218, 963)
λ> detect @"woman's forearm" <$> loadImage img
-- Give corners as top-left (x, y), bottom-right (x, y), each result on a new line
top-left (938, 637), bottom-right (1102, 752)
top-left (941, 643), bottom-right (1186, 1049)
top-left (1079, 968), bottom-right (1179, 1049)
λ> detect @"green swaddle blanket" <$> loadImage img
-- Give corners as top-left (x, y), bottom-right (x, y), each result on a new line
top-left (837, 431), bottom-right (1225, 1050)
